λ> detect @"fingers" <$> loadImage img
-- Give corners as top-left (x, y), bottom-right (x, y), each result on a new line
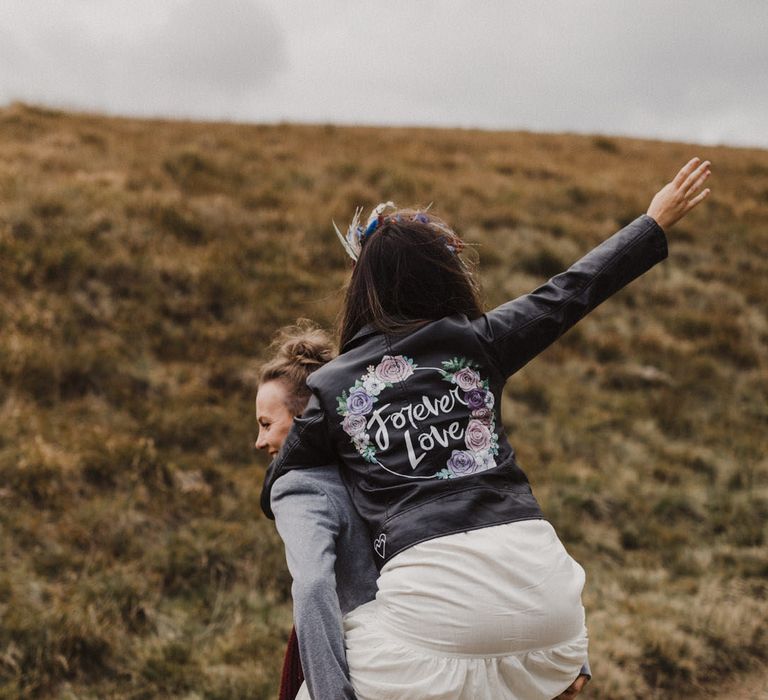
top-left (647, 157), bottom-right (712, 230)
top-left (682, 160), bottom-right (711, 196)
top-left (685, 187), bottom-right (711, 212)
top-left (673, 157), bottom-right (701, 188)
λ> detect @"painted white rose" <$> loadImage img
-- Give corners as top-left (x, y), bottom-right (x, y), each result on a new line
top-left (363, 374), bottom-right (387, 396)
top-left (474, 449), bottom-right (497, 472)
top-left (353, 433), bottom-right (371, 451)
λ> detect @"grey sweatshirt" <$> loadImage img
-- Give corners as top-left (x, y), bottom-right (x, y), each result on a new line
top-left (271, 465), bottom-right (591, 700)
top-left (271, 465), bottom-right (379, 700)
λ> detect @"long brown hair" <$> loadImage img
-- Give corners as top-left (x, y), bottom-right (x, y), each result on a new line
top-left (338, 209), bottom-right (483, 349)
top-left (259, 320), bottom-right (335, 416)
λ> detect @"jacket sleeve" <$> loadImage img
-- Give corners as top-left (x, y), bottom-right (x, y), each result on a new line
top-left (271, 472), bottom-right (358, 700)
top-left (260, 393), bottom-right (337, 519)
top-left (472, 214), bottom-right (668, 378)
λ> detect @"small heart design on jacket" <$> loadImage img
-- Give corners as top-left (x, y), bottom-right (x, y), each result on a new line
top-left (374, 533), bottom-right (386, 558)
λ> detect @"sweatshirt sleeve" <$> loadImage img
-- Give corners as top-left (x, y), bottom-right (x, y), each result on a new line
top-left (472, 214), bottom-right (668, 379)
top-left (271, 472), bottom-right (358, 700)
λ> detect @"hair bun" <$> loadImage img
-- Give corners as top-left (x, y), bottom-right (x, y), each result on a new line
top-left (258, 319), bottom-right (336, 415)
top-left (280, 335), bottom-right (333, 368)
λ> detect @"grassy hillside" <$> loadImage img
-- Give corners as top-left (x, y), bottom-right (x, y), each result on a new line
top-left (0, 101), bottom-right (766, 699)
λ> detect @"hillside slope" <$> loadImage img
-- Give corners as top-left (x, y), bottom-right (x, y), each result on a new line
top-left (0, 102), bottom-right (766, 699)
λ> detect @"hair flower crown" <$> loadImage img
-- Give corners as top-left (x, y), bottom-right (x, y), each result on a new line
top-left (333, 202), bottom-right (465, 262)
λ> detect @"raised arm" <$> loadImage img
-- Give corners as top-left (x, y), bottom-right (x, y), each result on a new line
top-left (473, 158), bottom-right (711, 379)
top-left (271, 470), bottom-right (358, 700)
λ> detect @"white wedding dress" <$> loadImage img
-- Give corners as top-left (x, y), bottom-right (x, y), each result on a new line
top-left (296, 518), bottom-right (588, 700)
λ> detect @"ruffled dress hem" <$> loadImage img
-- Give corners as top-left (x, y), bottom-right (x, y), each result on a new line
top-left (343, 598), bottom-right (588, 700)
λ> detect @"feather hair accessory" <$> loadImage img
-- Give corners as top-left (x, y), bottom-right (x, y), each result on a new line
top-left (333, 201), bottom-right (466, 262)
top-left (333, 201), bottom-right (395, 262)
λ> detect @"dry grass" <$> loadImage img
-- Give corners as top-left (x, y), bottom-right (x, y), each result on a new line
top-left (0, 102), bottom-right (766, 699)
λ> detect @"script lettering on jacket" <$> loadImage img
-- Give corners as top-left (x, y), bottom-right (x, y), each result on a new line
top-left (367, 386), bottom-right (468, 470)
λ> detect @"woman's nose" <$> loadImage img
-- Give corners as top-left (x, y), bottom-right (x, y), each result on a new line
top-left (255, 433), bottom-right (267, 451)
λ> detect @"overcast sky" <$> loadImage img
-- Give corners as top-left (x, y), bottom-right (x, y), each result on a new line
top-left (1, 0), bottom-right (766, 148)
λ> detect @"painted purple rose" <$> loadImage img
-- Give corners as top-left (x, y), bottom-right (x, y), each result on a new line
top-left (465, 388), bottom-right (488, 410)
top-left (374, 355), bottom-right (414, 383)
top-left (446, 449), bottom-right (478, 476)
top-left (346, 388), bottom-right (374, 415)
top-left (343, 413), bottom-right (368, 436)
top-left (471, 407), bottom-right (493, 426)
top-left (465, 419), bottom-right (492, 452)
top-left (453, 367), bottom-right (480, 391)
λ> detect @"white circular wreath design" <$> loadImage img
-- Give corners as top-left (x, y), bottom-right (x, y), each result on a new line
top-left (335, 354), bottom-right (500, 480)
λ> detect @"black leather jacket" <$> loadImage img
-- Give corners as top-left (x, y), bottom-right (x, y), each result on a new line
top-left (261, 214), bottom-right (668, 570)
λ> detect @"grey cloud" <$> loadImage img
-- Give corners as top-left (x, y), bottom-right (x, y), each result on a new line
top-left (148, 0), bottom-right (284, 94)
top-left (1, 0), bottom-right (766, 147)
top-left (341, 0), bottom-right (768, 147)
top-left (0, 0), bottom-right (286, 118)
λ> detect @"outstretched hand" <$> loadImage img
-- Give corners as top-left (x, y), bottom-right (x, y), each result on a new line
top-left (646, 157), bottom-right (711, 231)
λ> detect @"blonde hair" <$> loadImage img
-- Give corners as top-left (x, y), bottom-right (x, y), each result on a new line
top-left (258, 319), bottom-right (336, 416)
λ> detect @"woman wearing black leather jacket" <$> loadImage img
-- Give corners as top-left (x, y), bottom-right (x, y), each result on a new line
top-left (262, 158), bottom-right (711, 699)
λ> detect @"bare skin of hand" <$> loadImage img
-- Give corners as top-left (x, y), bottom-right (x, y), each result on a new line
top-left (555, 673), bottom-right (590, 699)
top-left (646, 157), bottom-right (711, 230)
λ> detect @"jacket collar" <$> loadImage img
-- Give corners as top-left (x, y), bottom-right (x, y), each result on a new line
top-left (342, 319), bottom-right (440, 353)
top-left (342, 323), bottom-right (381, 353)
